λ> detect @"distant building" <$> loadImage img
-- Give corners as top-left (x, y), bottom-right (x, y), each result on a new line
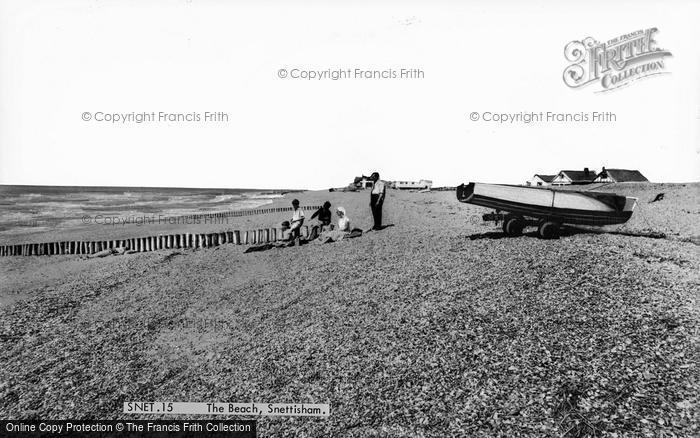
top-left (526, 174), bottom-right (556, 187)
top-left (352, 175), bottom-right (374, 190)
top-left (551, 168), bottom-right (597, 185)
top-left (392, 179), bottom-right (433, 190)
top-left (593, 167), bottom-right (649, 183)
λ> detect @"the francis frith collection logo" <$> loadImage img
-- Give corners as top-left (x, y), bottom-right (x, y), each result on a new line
top-left (563, 28), bottom-right (672, 92)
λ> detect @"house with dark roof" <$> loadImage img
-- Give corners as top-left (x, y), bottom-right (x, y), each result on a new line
top-left (526, 174), bottom-right (557, 187)
top-left (593, 167), bottom-right (649, 183)
top-left (551, 168), bottom-right (597, 185)
top-left (352, 175), bottom-right (374, 189)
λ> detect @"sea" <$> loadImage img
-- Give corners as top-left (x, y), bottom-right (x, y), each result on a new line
top-left (0, 185), bottom-right (288, 236)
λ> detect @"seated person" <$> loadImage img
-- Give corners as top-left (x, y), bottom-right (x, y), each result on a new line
top-left (279, 220), bottom-right (292, 241)
top-left (289, 199), bottom-right (305, 243)
top-left (336, 207), bottom-right (350, 231)
top-left (246, 221), bottom-right (294, 253)
top-left (308, 201), bottom-right (333, 241)
top-left (317, 206), bottom-right (360, 243)
top-left (310, 201), bottom-right (332, 227)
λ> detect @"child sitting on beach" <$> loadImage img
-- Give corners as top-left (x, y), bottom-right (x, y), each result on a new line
top-left (289, 199), bottom-right (304, 244)
top-left (244, 220), bottom-right (295, 253)
top-left (279, 220), bottom-right (291, 240)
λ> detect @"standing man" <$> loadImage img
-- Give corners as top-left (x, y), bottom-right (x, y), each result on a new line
top-left (369, 172), bottom-right (385, 230)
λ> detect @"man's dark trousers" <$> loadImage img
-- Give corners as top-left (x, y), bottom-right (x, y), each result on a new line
top-left (370, 194), bottom-right (383, 229)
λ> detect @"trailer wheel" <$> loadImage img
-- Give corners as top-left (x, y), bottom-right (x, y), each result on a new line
top-left (502, 215), bottom-right (525, 236)
top-left (537, 221), bottom-right (560, 239)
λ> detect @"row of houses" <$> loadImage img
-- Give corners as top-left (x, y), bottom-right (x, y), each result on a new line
top-left (348, 167), bottom-right (647, 191)
top-left (527, 167), bottom-right (648, 186)
top-left (352, 176), bottom-right (433, 190)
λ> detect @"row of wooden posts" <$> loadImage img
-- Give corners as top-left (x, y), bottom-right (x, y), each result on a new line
top-left (0, 204), bottom-right (324, 257)
top-left (0, 226), bottom-right (323, 257)
top-left (171, 205), bottom-right (322, 221)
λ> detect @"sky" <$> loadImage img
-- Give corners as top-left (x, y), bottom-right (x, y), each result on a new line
top-left (0, 0), bottom-right (698, 190)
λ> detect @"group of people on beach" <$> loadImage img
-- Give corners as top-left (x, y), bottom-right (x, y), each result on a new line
top-left (245, 172), bottom-right (386, 253)
top-left (290, 171), bottom-right (385, 239)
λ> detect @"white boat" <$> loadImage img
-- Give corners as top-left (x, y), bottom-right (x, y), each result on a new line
top-left (457, 182), bottom-right (637, 237)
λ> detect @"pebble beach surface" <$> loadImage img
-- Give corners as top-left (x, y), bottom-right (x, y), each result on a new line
top-left (1, 183), bottom-right (698, 437)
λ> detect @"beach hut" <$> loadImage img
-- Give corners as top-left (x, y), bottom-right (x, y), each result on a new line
top-left (391, 179), bottom-right (433, 190)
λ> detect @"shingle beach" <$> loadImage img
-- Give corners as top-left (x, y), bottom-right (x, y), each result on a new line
top-left (1, 183), bottom-right (698, 437)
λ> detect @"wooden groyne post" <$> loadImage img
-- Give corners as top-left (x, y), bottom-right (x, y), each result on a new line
top-left (0, 204), bottom-right (325, 257)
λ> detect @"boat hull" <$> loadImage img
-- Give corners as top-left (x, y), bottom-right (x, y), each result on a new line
top-left (457, 183), bottom-right (636, 226)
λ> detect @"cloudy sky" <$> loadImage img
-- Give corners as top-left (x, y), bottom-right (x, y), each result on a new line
top-left (0, 0), bottom-right (698, 189)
